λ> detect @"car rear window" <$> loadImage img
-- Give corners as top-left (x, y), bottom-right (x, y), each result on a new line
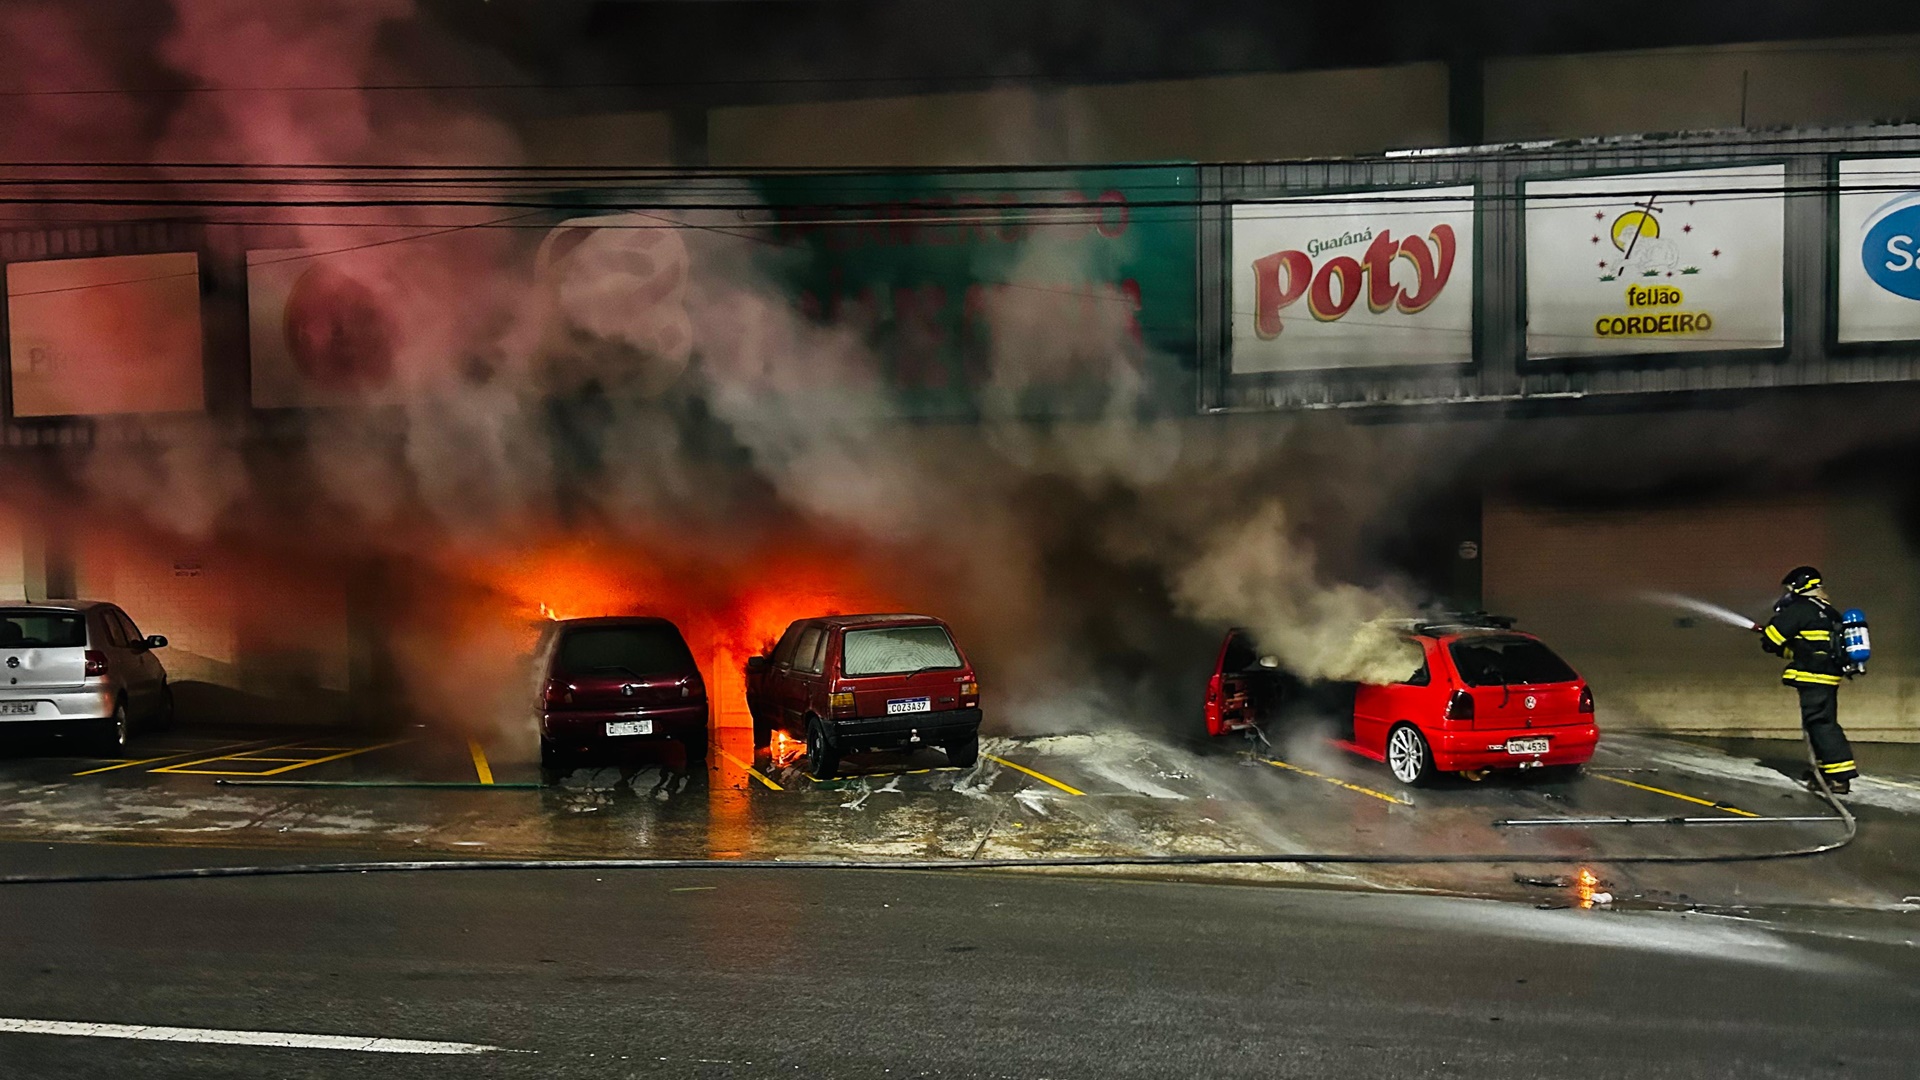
top-left (0, 610), bottom-right (86, 648)
top-left (842, 625), bottom-right (962, 677)
top-left (556, 624), bottom-right (695, 678)
top-left (1448, 635), bottom-right (1578, 687)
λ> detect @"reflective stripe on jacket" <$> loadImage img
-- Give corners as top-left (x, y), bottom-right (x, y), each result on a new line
top-left (1762, 594), bottom-right (1845, 685)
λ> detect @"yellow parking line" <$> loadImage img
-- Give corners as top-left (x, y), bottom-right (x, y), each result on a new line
top-left (983, 753), bottom-right (1086, 796)
top-left (1264, 758), bottom-right (1412, 806)
top-left (467, 739), bottom-right (495, 785)
top-left (156, 739), bottom-right (409, 777)
top-left (147, 741), bottom-right (310, 775)
top-left (716, 747), bottom-right (783, 791)
top-left (1593, 773), bottom-right (1756, 817)
top-left (72, 739), bottom-right (276, 776)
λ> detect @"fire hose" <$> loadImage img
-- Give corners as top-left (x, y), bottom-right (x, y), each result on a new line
top-left (0, 739), bottom-right (1855, 886)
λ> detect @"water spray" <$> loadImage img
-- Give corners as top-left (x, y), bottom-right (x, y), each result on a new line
top-left (1637, 591), bottom-right (1759, 631)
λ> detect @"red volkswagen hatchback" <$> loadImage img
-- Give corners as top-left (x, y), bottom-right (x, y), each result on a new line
top-left (1205, 616), bottom-right (1598, 785)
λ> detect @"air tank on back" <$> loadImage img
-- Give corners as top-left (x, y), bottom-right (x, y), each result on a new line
top-left (1840, 608), bottom-right (1872, 672)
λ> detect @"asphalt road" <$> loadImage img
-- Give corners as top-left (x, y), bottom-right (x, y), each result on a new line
top-left (0, 843), bottom-right (1915, 1078)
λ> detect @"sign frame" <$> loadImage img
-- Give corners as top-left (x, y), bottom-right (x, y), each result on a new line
top-left (1223, 180), bottom-right (1484, 382)
top-left (1828, 152), bottom-right (1920, 355)
top-left (1517, 161), bottom-right (1793, 369)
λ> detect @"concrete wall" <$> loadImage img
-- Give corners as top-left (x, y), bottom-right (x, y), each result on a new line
top-left (73, 533), bottom-right (353, 726)
top-left (1485, 36), bottom-right (1920, 142)
top-left (535, 38), bottom-right (1920, 166)
top-left (1485, 494), bottom-right (1920, 743)
top-left (705, 64), bottom-right (1450, 167)
top-left (515, 110), bottom-right (675, 166)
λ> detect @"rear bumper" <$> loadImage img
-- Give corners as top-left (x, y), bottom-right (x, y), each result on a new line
top-left (1431, 723), bottom-right (1599, 771)
top-left (824, 708), bottom-right (981, 751)
top-left (0, 689), bottom-right (115, 725)
top-left (540, 703), bottom-right (708, 753)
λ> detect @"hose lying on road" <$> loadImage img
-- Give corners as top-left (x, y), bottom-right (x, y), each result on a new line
top-left (0, 745), bottom-right (1856, 887)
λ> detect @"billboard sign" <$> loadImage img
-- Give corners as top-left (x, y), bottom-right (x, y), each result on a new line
top-left (1230, 186), bottom-right (1476, 372)
top-left (6, 252), bottom-right (205, 417)
top-left (248, 249), bottom-right (408, 408)
top-left (1837, 157), bottom-right (1920, 343)
top-left (1524, 165), bottom-right (1786, 358)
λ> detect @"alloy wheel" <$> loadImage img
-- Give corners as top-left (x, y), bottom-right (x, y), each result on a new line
top-left (1388, 726), bottom-right (1424, 784)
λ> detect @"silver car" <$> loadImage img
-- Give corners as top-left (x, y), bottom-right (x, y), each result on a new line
top-left (0, 601), bottom-right (171, 754)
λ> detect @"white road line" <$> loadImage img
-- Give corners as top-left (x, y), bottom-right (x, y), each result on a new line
top-left (0, 1017), bottom-right (512, 1055)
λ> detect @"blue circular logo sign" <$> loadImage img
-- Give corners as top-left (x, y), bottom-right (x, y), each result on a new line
top-left (1863, 199), bottom-right (1920, 301)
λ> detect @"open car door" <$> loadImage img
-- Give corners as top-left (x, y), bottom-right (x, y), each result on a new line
top-left (1205, 630), bottom-right (1276, 737)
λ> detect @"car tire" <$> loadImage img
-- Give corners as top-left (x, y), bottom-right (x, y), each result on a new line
top-left (93, 701), bottom-right (130, 757)
top-left (945, 731), bottom-right (980, 769)
top-left (752, 715), bottom-right (771, 753)
top-left (807, 721), bottom-right (839, 780)
top-left (1386, 723), bottom-right (1435, 786)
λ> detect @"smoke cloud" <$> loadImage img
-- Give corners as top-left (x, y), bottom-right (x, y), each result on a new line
top-left (0, 0), bottom-right (1440, 742)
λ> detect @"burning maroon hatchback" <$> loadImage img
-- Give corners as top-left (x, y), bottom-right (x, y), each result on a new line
top-left (746, 614), bottom-right (981, 778)
top-left (533, 617), bottom-right (708, 776)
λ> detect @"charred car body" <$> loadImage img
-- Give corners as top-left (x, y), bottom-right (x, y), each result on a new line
top-left (747, 614), bottom-right (980, 778)
top-left (1205, 614), bottom-right (1598, 785)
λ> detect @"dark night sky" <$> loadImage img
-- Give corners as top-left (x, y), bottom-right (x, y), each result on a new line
top-left (422, 0), bottom-right (1920, 112)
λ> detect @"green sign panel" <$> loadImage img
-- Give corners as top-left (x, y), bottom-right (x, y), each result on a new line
top-left (753, 166), bottom-right (1198, 419)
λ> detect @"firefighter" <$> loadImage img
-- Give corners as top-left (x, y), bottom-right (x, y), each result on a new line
top-left (1759, 565), bottom-right (1857, 794)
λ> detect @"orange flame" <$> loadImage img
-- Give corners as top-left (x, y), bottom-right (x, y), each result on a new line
top-left (1576, 867), bottom-right (1608, 909)
top-left (430, 532), bottom-right (904, 734)
top-left (768, 729), bottom-right (807, 769)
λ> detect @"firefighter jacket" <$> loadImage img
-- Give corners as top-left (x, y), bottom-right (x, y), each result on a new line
top-left (1761, 595), bottom-right (1845, 686)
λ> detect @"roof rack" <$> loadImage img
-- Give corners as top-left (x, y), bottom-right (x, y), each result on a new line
top-left (1411, 610), bottom-right (1517, 634)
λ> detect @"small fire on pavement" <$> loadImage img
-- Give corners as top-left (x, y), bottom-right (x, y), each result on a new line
top-left (768, 730), bottom-right (807, 769)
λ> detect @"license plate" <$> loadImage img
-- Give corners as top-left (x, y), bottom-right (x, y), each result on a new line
top-left (886, 697), bottom-right (931, 715)
top-left (1506, 737), bottom-right (1550, 755)
top-left (0, 702), bottom-right (32, 716)
top-left (605, 720), bottom-right (653, 737)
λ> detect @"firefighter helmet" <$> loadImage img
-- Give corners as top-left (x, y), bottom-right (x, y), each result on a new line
top-left (1781, 565), bottom-right (1823, 594)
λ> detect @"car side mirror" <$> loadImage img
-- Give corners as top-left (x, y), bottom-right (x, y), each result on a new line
top-left (1257, 655), bottom-right (1281, 669)
top-left (144, 635), bottom-right (168, 650)
top-left (745, 655), bottom-right (769, 674)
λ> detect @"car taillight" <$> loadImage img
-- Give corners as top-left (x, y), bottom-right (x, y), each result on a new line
top-left (1578, 686), bottom-right (1595, 714)
top-left (1445, 689), bottom-right (1474, 721)
top-left (542, 679), bottom-right (574, 708)
top-left (83, 651), bottom-right (107, 678)
top-left (829, 691), bottom-right (855, 711)
top-left (682, 672), bottom-right (706, 700)
top-left (959, 680), bottom-right (979, 698)
top-left (1204, 673), bottom-right (1223, 731)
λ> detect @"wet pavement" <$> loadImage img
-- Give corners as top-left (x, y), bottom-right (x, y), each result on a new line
top-left (3, 848), bottom-right (1917, 1079)
top-left (0, 721), bottom-right (1916, 913)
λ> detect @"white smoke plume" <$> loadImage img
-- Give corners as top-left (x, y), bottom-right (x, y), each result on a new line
top-left (0, 0), bottom-right (1438, 736)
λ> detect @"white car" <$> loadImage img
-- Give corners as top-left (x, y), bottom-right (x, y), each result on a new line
top-left (0, 601), bottom-right (171, 754)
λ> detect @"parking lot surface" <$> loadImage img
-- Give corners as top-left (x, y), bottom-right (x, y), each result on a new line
top-left (2, 719), bottom-right (1916, 913)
